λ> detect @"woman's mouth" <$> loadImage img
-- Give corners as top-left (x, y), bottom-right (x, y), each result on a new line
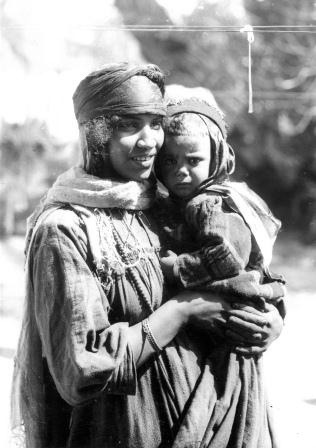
top-left (131, 154), bottom-right (155, 169)
top-left (132, 156), bottom-right (153, 162)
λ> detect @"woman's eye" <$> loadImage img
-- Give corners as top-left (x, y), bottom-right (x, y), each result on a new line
top-left (117, 120), bottom-right (138, 131)
top-left (151, 119), bottom-right (162, 130)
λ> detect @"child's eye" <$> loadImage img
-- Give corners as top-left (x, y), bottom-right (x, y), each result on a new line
top-left (162, 157), bottom-right (176, 167)
top-left (188, 158), bottom-right (201, 166)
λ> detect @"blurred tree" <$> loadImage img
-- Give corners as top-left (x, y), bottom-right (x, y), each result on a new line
top-left (234, 0), bottom-right (316, 238)
top-left (1, 0), bottom-right (315, 240)
top-left (116, 0), bottom-right (316, 239)
top-left (0, 0), bottom-right (145, 235)
top-left (0, 120), bottom-right (74, 236)
top-left (116, 0), bottom-right (248, 122)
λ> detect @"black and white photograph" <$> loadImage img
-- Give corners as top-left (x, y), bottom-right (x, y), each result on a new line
top-left (0, 1), bottom-right (315, 447)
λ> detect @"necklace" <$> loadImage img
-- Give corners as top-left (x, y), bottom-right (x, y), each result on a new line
top-left (120, 210), bottom-right (135, 247)
top-left (109, 212), bottom-right (153, 313)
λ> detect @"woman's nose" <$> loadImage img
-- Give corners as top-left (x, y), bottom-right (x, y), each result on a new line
top-left (136, 126), bottom-right (156, 150)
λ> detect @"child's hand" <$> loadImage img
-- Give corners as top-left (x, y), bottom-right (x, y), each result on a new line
top-left (160, 250), bottom-right (178, 282)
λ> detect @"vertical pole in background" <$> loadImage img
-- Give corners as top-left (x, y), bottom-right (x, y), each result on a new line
top-left (240, 25), bottom-right (254, 113)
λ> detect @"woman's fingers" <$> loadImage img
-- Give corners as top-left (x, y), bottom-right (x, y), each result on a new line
top-left (228, 309), bottom-right (268, 328)
top-left (224, 303), bottom-right (283, 353)
top-left (214, 316), bottom-right (227, 326)
top-left (231, 302), bottom-right (266, 315)
top-left (227, 315), bottom-right (268, 335)
top-left (234, 345), bottom-right (266, 355)
top-left (225, 329), bottom-right (264, 345)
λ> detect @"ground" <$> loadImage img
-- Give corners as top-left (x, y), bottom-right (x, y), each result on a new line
top-left (0, 233), bottom-right (315, 447)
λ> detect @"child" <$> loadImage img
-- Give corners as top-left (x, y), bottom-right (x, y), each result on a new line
top-left (155, 96), bottom-right (286, 332)
top-left (152, 95), bottom-right (286, 446)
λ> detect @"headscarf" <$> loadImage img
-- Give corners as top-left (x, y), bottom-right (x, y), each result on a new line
top-left (73, 62), bottom-right (166, 124)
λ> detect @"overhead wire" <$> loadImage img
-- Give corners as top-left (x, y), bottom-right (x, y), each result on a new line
top-left (2, 25), bottom-right (316, 33)
top-left (2, 23), bottom-right (314, 112)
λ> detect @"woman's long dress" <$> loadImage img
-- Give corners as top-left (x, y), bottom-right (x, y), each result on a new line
top-left (24, 205), bottom-right (277, 448)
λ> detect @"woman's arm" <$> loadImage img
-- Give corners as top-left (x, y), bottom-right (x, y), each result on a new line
top-left (128, 290), bottom-right (229, 366)
top-left (32, 210), bottom-right (138, 405)
top-left (32, 210), bottom-right (281, 408)
top-left (129, 292), bottom-right (284, 365)
top-left (129, 293), bottom-right (284, 366)
top-left (32, 210), bottom-right (231, 403)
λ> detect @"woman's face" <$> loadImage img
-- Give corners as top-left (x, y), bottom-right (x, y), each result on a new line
top-left (108, 114), bottom-right (164, 181)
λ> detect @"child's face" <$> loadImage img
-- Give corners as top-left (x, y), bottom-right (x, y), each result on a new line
top-left (160, 134), bottom-right (210, 198)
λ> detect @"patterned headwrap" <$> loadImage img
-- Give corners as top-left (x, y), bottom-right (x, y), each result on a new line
top-left (73, 62), bottom-right (166, 124)
top-left (73, 62), bottom-right (166, 178)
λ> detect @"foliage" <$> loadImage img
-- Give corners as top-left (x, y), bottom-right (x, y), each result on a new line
top-left (116, 0), bottom-right (247, 119)
top-left (116, 0), bottom-right (316, 241)
top-left (1, 0), bottom-right (315, 241)
top-left (0, 120), bottom-right (77, 235)
top-left (235, 0), bottom-right (316, 236)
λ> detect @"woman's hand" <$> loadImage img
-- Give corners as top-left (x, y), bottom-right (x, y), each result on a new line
top-left (225, 302), bottom-right (284, 355)
top-left (175, 290), bottom-right (230, 335)
top-left (128, 290), bottom-right (229, 366)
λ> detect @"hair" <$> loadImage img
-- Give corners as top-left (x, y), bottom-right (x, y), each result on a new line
top-left (79, 116), bottom-right (113, 178)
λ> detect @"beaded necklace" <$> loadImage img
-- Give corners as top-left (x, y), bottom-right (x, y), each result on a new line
top-left (108, 211), bottom-right (154, 313)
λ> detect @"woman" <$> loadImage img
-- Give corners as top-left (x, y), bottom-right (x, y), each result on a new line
top-left (11, 62), bottom-right (283, 448)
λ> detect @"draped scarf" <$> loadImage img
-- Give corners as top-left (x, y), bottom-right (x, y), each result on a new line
top-left (197, 180), bottom-right (281, 267)
top-left (25, 166), bottom-right (156, 255)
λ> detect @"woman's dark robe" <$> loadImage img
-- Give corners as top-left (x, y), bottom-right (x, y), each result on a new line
top-left (21, 205), bottom-right (277, 448)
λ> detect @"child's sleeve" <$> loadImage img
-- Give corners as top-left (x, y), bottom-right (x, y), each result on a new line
top-left (174, 193), bottom-right (253, 289)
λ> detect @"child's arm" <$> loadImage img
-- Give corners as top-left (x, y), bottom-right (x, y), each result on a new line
top-left (161, 193), bottom-right (286, 310)
top-left (160, 250), bottom-right (178, 282)
top-left (173, 193), bottom-right (253, 289)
